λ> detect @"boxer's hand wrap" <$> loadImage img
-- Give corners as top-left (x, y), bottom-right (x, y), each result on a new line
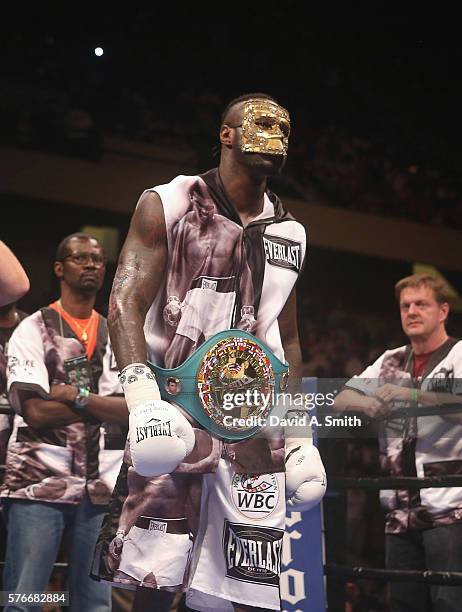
top-left (120, 363), bottom-right (195, 477)
top-left (119, 363), bottom-right (161, 410)
top-left (285, 438), bottom-right (326, 512)
top-left (163, 295), bottom-right (182, 328)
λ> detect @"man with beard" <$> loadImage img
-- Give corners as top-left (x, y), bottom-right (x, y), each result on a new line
top-left (3, 233), bottom-right (128, 612)
top-left (94, 94), bottom-right (326, 611)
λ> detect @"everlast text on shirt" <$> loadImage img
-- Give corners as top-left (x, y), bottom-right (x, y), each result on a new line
top-left (262, 234), bottom-right (301, 273)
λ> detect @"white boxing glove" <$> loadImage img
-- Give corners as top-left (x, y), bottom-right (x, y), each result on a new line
top-left (285, 438), bottom-right (327, 512)
top-left (120, 363), bottom-right (195, 477)
top-left (128, 400), bottom-right (195, 477)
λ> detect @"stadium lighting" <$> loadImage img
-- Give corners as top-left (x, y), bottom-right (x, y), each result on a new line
top-left (94, 47), bottom-right (104, 57)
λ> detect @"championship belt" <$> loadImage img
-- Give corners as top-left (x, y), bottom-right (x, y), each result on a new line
top-left (148, 329), bottom-right (289, 442)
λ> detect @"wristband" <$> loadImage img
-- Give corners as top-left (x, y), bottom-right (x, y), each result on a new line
top-left (74, 387), bottom-right (90, 411)
top-left (119, 363), bottom-right (161, 410)
top-left (410, 388), bottom-right (419, 405)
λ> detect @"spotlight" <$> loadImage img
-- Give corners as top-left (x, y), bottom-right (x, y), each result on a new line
top-left (94, 47), bottom-right (104, 57)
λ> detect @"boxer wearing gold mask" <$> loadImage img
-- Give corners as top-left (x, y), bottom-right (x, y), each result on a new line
top-left (231, 98), bottom-right (290, 156)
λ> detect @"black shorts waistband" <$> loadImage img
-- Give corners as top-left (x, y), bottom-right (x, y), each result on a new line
top-left (135, 516), bottom-right (189, 534)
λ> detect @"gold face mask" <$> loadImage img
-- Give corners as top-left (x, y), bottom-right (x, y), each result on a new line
top-left (238, 99), bottom-right (290, 155)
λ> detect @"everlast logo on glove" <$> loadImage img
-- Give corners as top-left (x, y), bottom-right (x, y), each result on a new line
top-left (135, 417), bottom-right (172, 443)
top-left (262, 234), bottom-right (301, 273)
top-left (223, 520), bottom-right (283, 586)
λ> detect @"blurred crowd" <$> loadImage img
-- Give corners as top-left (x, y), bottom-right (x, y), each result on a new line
top-left (299, 297), bottom-right (403, 379)
top-left (290, 125), bottom-right (462, 228)
top-left (1, 75), bottom-right (462, 230)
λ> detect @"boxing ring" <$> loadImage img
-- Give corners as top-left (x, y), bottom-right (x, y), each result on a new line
top-left (281, 381), bottom-right (462, 612)
top-left (281, 377), bottom-right (326, 612)
top-left (2, 385), bottom-right (462, 611)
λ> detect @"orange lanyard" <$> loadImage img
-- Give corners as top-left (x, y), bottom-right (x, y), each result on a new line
top-left (50, 301), bottom-right (99, 360)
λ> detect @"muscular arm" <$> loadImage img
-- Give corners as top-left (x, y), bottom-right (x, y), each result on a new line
top-left (164, 219), bottom-right (183, 299)
top-left (118, 473), bottom-right (148, 534)
top-left (84, 395), bottom-right (128, 424)
top-left (336, 385), bottom-right (462, 420)
top-left (279, 290), bottom-right (326, 515)
top-left (278, 287), bottom-right (302, 392)
top-left (22, 396), bottom-right (82, 429)
top-left (0, 241), bottom-right (30, 307)
top-left (238, 239), bottom-right (254, 309)
top-left (108, 191), bottom-right (168, 369)
top-left (21, 386), bottom-right (128, 428)
top-left (334, 388), bottom-right (389, 418)
top-left (372, 384), bottom-right (462, 422)
top-left (421, 391), bottom-right (462, 423)
top-left (278, 288), bottom-right (305, 443)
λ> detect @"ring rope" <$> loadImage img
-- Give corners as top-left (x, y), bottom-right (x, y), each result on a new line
top-left (325, 563), bottom-right (462, 585)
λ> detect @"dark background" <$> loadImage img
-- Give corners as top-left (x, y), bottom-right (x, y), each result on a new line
top-left (2, 4), bottom-right (461, 169)
top-left (2, 5), bottom-right (462, 611)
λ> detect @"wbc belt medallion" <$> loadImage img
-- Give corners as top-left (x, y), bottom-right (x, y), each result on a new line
top-left (149, 329), bottom-right (289, 441)
top-left (197, 335), bottom-right (274, 435)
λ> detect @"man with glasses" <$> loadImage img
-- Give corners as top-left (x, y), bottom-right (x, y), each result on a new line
top-left (2, 232), bottom-right (128, 612)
